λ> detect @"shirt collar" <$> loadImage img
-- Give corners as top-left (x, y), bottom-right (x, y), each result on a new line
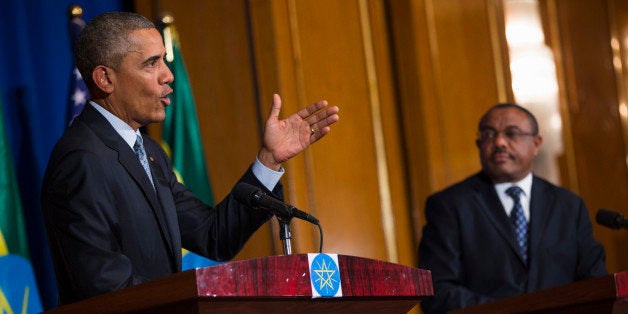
top-left (90, 101), bottom-right (140, 148)
top-left (494, 172), bottom-right (533, 198)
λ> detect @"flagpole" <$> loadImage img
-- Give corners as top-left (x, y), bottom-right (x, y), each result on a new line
top-left (66, 5), bottom-right (89, 125)
top-left (159, 13), bottom-right (175, 63)
top-left (67, 5), bottom-right (85, 48)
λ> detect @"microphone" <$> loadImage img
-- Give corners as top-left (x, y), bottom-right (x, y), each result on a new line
top-left (596, 209), bottom-right (628, 230)
top-left (232, 182), bottom-right (319, 225)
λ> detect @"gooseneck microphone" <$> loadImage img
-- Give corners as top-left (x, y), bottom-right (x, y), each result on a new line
top-left (232, 182), bottom-right (319, 225)
top-left (596, 209), bottom-right (628, 230)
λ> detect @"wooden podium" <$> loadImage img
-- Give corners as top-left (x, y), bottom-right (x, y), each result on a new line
top-left (46, 254), bottom-right (433, 313)
top-left (451, 271), bottom-right (628, 314)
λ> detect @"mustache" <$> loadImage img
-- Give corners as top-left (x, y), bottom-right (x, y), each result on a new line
top-left (491, 147), bottom-right (513, 159)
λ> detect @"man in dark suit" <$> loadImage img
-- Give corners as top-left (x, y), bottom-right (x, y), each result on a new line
top-left (418, 103), bottom-right (606, 313)
top-left (41, 12), bottom-right (339, 305)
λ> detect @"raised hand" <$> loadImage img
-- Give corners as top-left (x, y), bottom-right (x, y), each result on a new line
top-left (257, 94), bottom-right (340, 170)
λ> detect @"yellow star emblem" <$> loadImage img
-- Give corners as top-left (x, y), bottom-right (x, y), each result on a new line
top-left (313, 259), bottom-right (338, 292)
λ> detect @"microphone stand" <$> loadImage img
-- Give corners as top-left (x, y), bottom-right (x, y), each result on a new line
top-left (277, 216), bottom-right (293, 255)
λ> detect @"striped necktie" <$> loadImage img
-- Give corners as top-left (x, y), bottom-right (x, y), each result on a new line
top-left (133, 134), bottom-right (155, 189)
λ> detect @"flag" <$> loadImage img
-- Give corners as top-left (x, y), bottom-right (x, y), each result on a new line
top-left (66, 6), bottom-right (89, 125)
top-left (160, 17), bottom-right (220, 269)
top-left (0, 92), bottom-right (43, 313)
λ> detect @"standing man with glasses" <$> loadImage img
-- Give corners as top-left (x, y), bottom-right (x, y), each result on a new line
top-left (418, 103), bottom-right (606, 314)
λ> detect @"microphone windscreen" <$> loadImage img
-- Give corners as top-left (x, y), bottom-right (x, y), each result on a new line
top-left (232, 182), bottom-right (260, 207)
top-left (596, 209), bottom-right (621, 229)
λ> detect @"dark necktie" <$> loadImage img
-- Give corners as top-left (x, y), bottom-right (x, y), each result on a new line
top-left (506, 186), bottom-right (528, 263)
top-left (133, 135), bottom-right (155, 189)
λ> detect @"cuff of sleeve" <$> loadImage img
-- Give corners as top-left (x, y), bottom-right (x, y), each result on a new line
top-left (252, 157), bottom-right (284, 190)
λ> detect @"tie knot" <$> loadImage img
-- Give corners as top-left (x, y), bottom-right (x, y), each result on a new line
top-left (506, 186), bottom-right (523, 201)
top-left (134, 134), bottom-right (143, 147)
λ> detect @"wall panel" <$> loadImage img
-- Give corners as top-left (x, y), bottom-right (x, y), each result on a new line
top-left (550, 0), bottom-right (628, 273)
top-left (608, 0), bottom-right (628, 274)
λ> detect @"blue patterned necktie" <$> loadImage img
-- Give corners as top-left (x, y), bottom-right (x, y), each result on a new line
top-left (133, 135), bottom-right (155, 189)
top-left (506, 186), bottom-right (528, 263)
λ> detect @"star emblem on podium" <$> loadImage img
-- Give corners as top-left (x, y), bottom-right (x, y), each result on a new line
top-left (308, 253), bottom-right (342, 297)
top-left (313, 259), bottom-right (338, 293)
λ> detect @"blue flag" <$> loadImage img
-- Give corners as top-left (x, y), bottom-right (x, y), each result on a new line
top-left (0, 91), bottom-right (43, 314)
top-left (66, 10), bottom-right (89, 125)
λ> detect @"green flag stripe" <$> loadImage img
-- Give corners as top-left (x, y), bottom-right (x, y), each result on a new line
top-left (162, 25), bottom-right (214, 206)
top-left (0, 92), bottom-right (30, 259)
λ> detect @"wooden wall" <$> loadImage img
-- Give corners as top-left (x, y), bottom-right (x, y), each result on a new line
top-left (546, 0), bottom-right (628, 275)
top-left (133, 0), bottom-right (627, 276)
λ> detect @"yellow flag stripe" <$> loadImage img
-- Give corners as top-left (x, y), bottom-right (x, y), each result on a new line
top-left (21, 286), bottom-right (29, 314)
top-left (160, 141), bottom-right (185, 183)
top-left (0, 230), bottom-right (8, 256)
top-left (0, 286), bottom-right (15, 314)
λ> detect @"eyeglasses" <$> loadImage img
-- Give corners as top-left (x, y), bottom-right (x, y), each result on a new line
top-left (477, 129), bottom-right (537, 143)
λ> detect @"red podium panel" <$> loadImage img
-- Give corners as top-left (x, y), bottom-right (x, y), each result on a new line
top-left (451, 271), bottom-right (628, 314)
top-left (46, 254), bottom-right (433, 313)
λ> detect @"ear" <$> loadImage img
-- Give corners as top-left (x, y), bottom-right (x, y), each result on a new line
top-left (532, 135), bottom-right (543, 156)
top-left (92, 65), bottom-right (114, 94)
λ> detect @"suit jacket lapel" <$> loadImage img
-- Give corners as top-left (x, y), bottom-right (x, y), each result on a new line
top-left (117, 147), bottom-right (165, 218)
top-left (471, 173), bottom-right (527, 264)
top-left (528, 176), bottom-right (553, 264)
top-left (145, 145), bottom-right (182, 271)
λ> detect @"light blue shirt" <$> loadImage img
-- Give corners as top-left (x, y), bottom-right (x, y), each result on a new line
top-left (494, 172), bottom-right (532, 222)
top-left (89, 101), bottom-right (283, 191)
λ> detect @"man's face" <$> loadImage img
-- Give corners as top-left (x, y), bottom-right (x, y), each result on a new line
top-left (476, 107), bottom-right (542, 183)
top-left (107, 28), bottom-right (174, 129)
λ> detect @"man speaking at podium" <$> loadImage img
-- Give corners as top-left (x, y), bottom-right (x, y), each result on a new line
top-left (41, 12), bottom-right (339, 305)
top-left (418, 103), bottom-right (606, 313)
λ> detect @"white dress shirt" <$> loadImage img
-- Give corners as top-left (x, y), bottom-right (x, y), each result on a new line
top-left (494, 172), bottom-right (533, 222)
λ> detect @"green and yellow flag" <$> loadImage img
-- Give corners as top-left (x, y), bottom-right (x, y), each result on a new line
top-left (160, 16), bottom-right (220, 269)
top-left (0, 92), bottom-right (43, 313)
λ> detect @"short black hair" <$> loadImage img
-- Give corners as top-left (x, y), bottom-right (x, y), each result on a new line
top-left (74, 12), bottom-right (155, 90)
top-left (478, 103), bottom-right (539, 135)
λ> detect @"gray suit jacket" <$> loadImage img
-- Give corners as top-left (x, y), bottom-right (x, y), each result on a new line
top-left (418, 172), bottom-right (607, 314)
top-left (42, 104), bottom-right (274, 304)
